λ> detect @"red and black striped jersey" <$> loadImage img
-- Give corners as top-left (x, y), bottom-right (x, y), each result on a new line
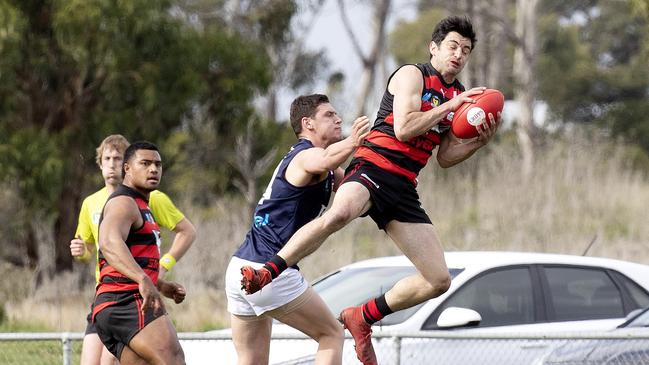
top-left (95, 184), bottom-right (161, 296)
top-left (354, 62), bottom-right (465, 184)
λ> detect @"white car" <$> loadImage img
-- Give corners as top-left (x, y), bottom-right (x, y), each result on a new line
top-left (538, 306), bottom-right (649, 365)
top-left (182, 251), bottom-right (649, 364)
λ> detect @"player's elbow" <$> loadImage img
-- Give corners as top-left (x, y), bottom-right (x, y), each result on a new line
top-left (178, 219), bottom-right (198, 243)
top-left (395, 132), bottom-right (408, 142)
top-left (100, 240), bottom-right (119, 261)
top-left (436, 155), bottom-right (454, 168)
top-left (393, 126), bottom-right (410, 142)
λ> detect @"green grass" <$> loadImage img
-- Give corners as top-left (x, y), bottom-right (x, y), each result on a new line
top-left (0, 320), bottom-right (55, 333)
top-left (0, 340), bottom-right (82, 365)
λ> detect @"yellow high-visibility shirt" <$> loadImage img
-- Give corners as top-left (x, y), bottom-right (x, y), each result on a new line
top-left (74, 187), bottom-right (185, 282)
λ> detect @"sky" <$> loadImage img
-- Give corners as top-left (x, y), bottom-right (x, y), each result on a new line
top-left (281, 1), bottom-right (545, 129)
top-left (277, 0), bottom-right (418, 122)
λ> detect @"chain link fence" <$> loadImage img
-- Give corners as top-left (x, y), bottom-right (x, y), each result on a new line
top-left (2, 331), bottom-right (649, 365)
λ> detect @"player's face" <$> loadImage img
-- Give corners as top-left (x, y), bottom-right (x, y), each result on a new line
top-left (100, 147), bottom-right (124, 186)
top-left (430, 31), bottom-right (472, 78)
top-left (311, 103), bottom-right (343, 145)
top-left (124, 149), bottom-right (162, 192)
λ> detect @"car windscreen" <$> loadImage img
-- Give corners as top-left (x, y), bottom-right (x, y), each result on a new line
top-left (312, 266), bottom-right (464, 326)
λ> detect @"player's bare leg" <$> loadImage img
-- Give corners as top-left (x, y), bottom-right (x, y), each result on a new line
top-left (124, 315), bottom-right (185, 365)
top-left (383, 221), bottom-right (451, 311)
top-left (118, 346), bottom-right (149, 365)
top-left (230, 314), bottom-right (272, 365)
top-left (81, 333), bottom-right (118, 365)
top-left (268, 287), bottom-right (344, 365)
top-left (241, 182), bottom-right (371, 294)
top-left (100, 346), bottom-right (119, 365)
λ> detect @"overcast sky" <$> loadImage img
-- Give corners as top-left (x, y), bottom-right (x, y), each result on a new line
top-left (277, 0), bottom-right (418, 122)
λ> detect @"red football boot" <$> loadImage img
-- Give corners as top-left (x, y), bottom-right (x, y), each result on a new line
top-left (339, 306), bottom-right (378, 365)
top-left (240, 266), bottom-right (272, 294)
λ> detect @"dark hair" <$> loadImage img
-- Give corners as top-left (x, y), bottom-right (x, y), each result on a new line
top-left (122, 141), bottom-right (160, 177)
top-left (431, 15), bottom-right (477, 50)
top-left (289, 94), bottom-right (330, 136)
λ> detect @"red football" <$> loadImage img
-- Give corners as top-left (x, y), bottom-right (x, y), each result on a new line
top-left (451, 89), bottom-right (504, 139)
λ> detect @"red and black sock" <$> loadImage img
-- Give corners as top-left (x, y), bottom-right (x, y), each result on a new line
top-left (263, 255), bottom-right (288, 279)
top-left (361, 294), bottom-right (393, 325)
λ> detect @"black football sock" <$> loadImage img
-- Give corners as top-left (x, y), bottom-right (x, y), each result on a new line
top-left (263, 255), bottom-right (288, 279)
top-left (361, 294), bottom-right (394, 325)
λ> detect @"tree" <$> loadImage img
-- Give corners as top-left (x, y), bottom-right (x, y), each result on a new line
top-left (168, 0), bottom-right (332, 213)
top-left (338, 0), bottom-right (392, 117)
top-left (0, 0), bottom-right (268, 275)
top-left (512, 0), bottom-right (539, 178)
top-left (537, 0), bottom-right (649, 154)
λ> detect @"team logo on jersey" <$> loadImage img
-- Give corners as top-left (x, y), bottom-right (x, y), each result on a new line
top-left (254, 213), bottom-right (270, 228)
top-left (446, 112), bottom-right (454, 122)
top-left (421, 92), bottom-right (432, 102)
top-left (144, 212), bottom-right (155, 223)
top-left (153, 230), bottom-right (161, 253)
top-left (432, 95), bottom-right (441, 107)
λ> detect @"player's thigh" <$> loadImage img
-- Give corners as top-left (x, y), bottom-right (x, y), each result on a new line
top-left (385, 221), bottom-right (449, 281)
top-left (80, 333), bottom-right (104, 365)
top-left (328, 181), bottom-right (372, 221)
top-left (231, 314), bottom-right (273, 357)
top-left (271, 288), bottom-right (342, 342)
top-left (99, 346), bottom-right (118, 365)
top-left (118, 346), bottom-right (149, 365)
top-left (127, 315), bottom-right (184, 363)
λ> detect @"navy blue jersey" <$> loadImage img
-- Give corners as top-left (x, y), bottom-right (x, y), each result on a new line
top-left (233, 139), bottom-right (334, 264)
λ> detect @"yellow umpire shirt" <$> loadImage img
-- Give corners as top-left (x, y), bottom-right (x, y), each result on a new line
top-left (74, 187), bottom-right (185, 282)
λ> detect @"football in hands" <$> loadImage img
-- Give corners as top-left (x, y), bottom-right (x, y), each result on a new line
top-left (451, 89), bottom-right (504, 139)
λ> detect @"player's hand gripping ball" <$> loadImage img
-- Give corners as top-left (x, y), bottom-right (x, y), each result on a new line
top-left (451, 89), bottom-right (504, 139)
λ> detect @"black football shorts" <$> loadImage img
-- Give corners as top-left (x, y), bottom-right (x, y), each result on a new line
top-left (342, 158), bottom-right (432, 230)
top-left (93, 291), bottom-right (164, 359)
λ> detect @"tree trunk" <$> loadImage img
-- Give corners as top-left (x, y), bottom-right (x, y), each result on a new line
top-left (487, 0), bottom-right (508, 90)
top-left (338, 0), bottom-right (391, 117)
top-left (513, 0), bottom-right (538, 178)
top-left (233, 119), bottom-right (278, 220)
top-left (53, 154), bottom-right (85, 272)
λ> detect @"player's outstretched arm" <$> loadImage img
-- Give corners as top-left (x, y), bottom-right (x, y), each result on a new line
top-left (298, 115), bottom-right (371, 175)
top-left (285, 116), bottom-right (370, 189)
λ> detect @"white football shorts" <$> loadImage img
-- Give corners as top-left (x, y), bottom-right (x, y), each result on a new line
top-left (225, 256), bottom-right (309, 316)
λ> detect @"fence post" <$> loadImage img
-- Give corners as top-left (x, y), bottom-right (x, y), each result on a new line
top-left (62, 332), bottom-right (72, 365)
top-left (393, 335), bottom-right (401, 365)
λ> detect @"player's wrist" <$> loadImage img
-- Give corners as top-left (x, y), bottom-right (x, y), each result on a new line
top-left (75, 248), bottom-right (92, 262)
top-left (160, 253), bottom-right (177, 271)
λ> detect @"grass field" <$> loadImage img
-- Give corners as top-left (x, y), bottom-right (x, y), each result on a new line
top-left (0, 340), bottom-right (81, 365)
top-left (1, 129), bottom-right (649, 333)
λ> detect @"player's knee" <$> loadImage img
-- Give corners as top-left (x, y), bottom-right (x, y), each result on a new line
top-left (323, 209), bottom-right (354, 231)
top-left (423, 272), bottom-right (451, 298)
top-left (313, 320), bottom-right (344, 345)
top-left (329, 320), bottom-right (345, 343)
top-left (432, 273), bottom-right (452, 296)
